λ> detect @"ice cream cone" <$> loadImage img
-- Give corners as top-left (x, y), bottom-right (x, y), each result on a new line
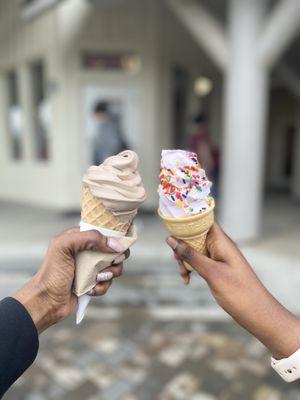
top-left (81, 186), bottom-right (132, 233)
top-left (158, 198), bottom-right (215, 271)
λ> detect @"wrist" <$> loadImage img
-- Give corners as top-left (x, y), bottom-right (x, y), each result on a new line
top-left (13, 276), bottom-right (57, 334)
top-left (269, 314), bottom-right (300, 360)
top-left (241, 292), bottom-right (300, 359)
top-left (226, 282), bottom-right (300, 360)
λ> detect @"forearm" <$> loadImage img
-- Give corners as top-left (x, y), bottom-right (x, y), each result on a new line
top-left (230, 286), bottom-right (300, 359)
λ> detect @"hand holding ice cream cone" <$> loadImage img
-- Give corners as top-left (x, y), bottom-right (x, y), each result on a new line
top-left (75, 150), bottom-right (146, 323)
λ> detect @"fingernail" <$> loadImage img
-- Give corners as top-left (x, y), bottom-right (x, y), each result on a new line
top-left (113, 254), bottom-right (126, 265)
top-left (107, 238), bottom-right (126, 252)
top-left (167, 237), bottom-right (179, 250)
top-left (97, 271), bottom-right (114, 282)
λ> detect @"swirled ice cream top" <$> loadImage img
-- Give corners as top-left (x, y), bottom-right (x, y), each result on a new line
top-left (83, 150), bottom-right (146, 213)
top-left (158, 149), bottom-right (212, 218)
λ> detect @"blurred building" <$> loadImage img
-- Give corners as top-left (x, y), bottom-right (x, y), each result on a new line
top-left (0, 0), bottom-right (299, 241)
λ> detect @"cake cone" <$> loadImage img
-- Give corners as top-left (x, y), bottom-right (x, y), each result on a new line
top-left (81, 186), bottom-right (133, 233)
top-left (158, 198), bottom-right (215, 271)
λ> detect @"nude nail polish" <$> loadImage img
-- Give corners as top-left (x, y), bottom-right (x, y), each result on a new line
top-left (167, 237), bottom-right (179, 250)
top-left (107, 238), bottom-right (126, 252)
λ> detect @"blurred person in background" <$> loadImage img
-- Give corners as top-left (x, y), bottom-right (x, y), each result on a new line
top-left (187, 113), bottom-right (218, 181)
top-left (92, 101), bottom-right (128, 165)
top-left (0, 228), bottom-right (127, 397)
top-left (167, 225), bottom-right (300, 383)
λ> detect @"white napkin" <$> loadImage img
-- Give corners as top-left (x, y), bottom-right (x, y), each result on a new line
top-left (75, 222), bottom-right (137, 324)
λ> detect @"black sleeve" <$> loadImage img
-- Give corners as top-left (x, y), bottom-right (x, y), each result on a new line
top-left (0, 297), bottom-right (39, 398)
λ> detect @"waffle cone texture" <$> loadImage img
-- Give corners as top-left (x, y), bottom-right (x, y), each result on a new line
top-left (158, 198), bottom-right (215, 271)
top-left (81, 186), bottom-right (132, 233)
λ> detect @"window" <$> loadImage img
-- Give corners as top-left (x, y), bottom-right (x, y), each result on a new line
top-left (6, 70), bottom-right (23, 160)
top-left (30, 60), bottom-right (50, 160)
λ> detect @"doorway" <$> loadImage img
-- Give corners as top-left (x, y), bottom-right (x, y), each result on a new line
top-left (82, 84), bottom-right (139, 168)
top-left (172, 66), bottom-right (189, 148)
top-left (266, 87), bottom-right (299, 194)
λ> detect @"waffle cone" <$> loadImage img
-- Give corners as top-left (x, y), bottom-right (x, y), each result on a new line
top-left (158, 198), bottom-right (215, 271)
top-left (81, 186), bottom-right (132, 233)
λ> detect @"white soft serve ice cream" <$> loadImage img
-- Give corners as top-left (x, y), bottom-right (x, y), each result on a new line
top-left (158, 149), bottom-right (212, 218)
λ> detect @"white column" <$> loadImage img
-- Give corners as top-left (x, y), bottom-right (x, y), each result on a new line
top-left (220, 0), bottom-right (269, 241)
top-left (166, 0), bottom-right (229, 72)
top-left (259, 0), bottom-right (300, 69)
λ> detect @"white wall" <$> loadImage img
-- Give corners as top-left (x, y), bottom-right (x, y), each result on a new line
top-left (0, 0), bottom-right (74, 209)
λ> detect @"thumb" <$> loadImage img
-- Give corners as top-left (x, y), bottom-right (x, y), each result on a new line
top-left (51, 230), bottom-right (126, 256)
top-left (166, 236), bottom-right (213, 279)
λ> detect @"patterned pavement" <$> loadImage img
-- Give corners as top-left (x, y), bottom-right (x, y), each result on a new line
top-left (3, 260), bottom-right (300, 400)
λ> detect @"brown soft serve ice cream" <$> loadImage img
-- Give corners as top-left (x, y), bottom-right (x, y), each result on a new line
top-left (81, 150), bottom-right (146, 231)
